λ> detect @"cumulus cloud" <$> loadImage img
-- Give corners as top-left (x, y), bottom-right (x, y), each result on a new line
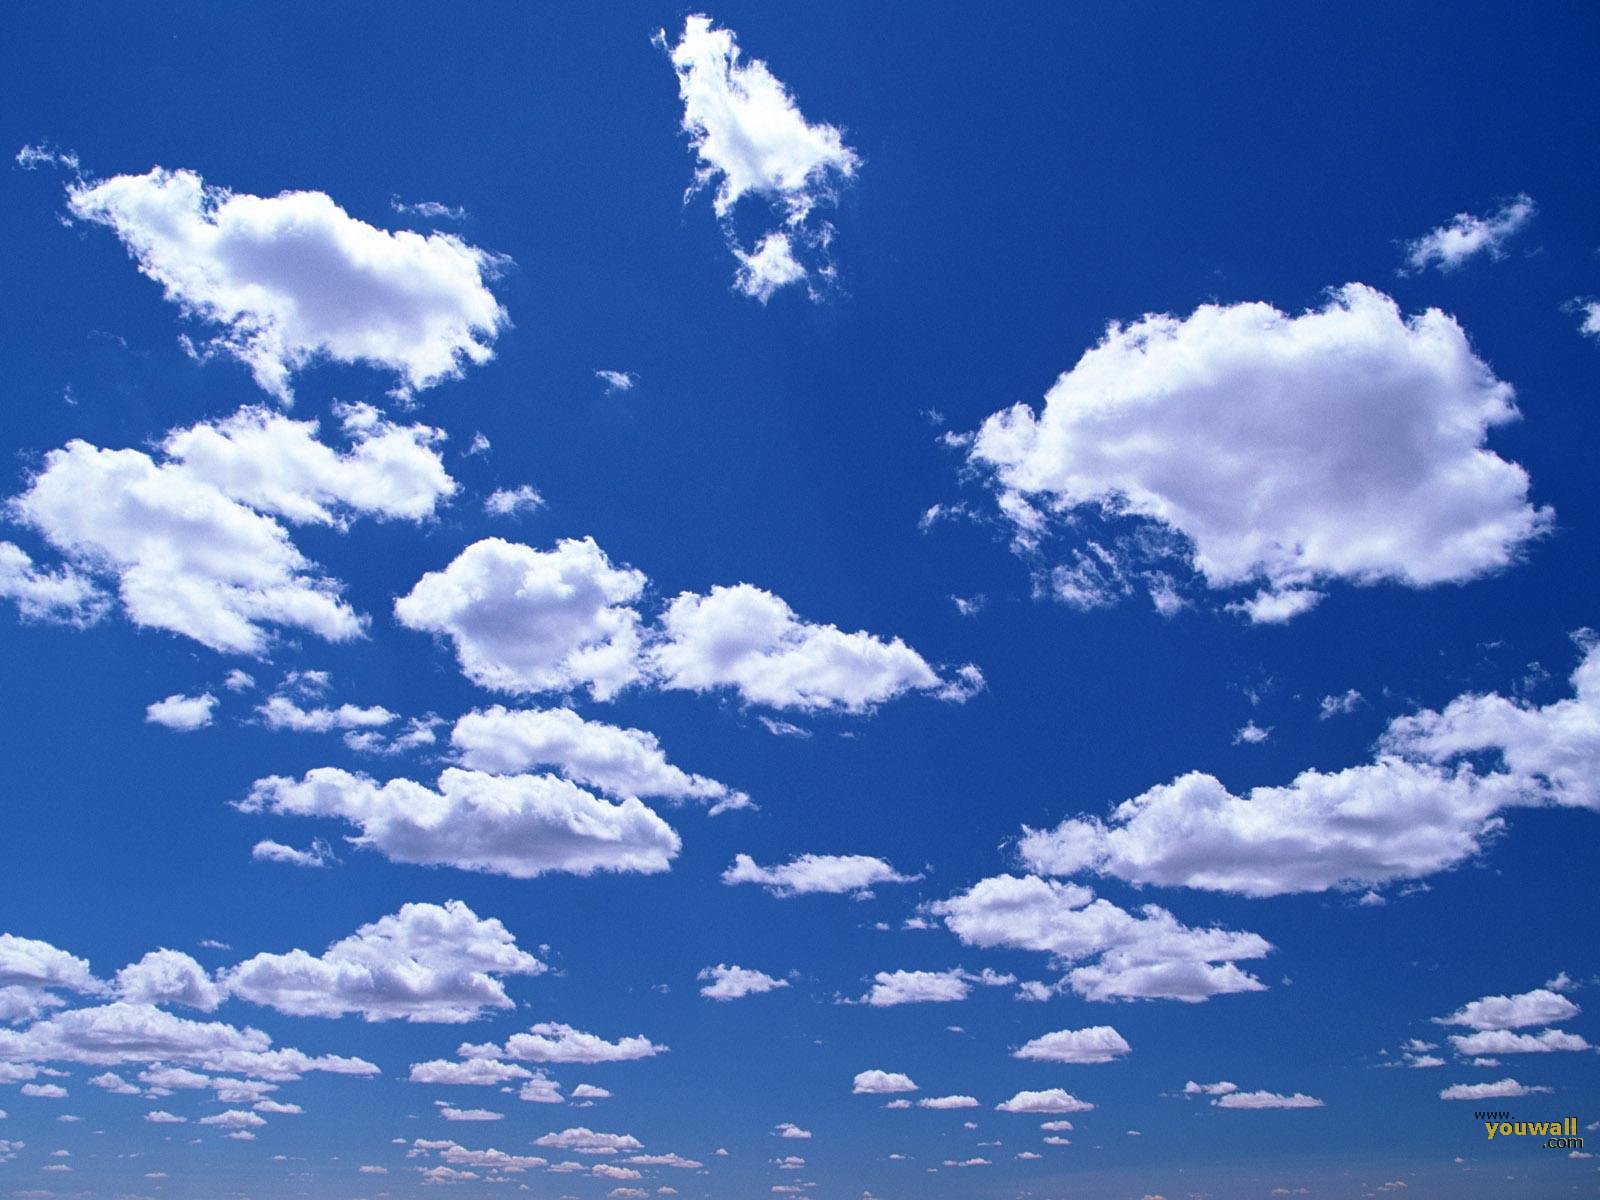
top-left (159, 404), bottom-right (455, 524)
top-left (497, 1022), bottom-right (667, 1065)
top-left (242, 766), bottom-right (680, 879)
top-left (722, 852), bottom-right (919, 897)
top-left (659, 15), bottom-right (858, 300)
top-left (852, 1070), bottom-right (918, 1095)
top-left (395, 538), bottom-right (646, 701)
top-left (68, 167), bottom-right (507, 401)
top-left (697, 964), bottom-right (789, 1001)
top-left (595, 370), bottom-right (637, 394)
top-left (0, 1001), bottom-right (377, 1080)
top-left (484, 486), bottom-right (545, 517)
top-left (452, 706), bottom-right (749, 813)
top-left (995, 1088), bottom-right (1094, 1114)
top-left (1402, 195), bottom-right (1535, 273)
top-left (250, 838), bottom-right (336, 869)
top-left (222, 900), bottom-right (544, 1022)
top-left (144, 692), bottom-right (218, 732)
top-left (931, 874), bottom-right (1271, 1003)
top-left (1012, 1025), bottom-right (1131, 1064)
top-left (255, 695), bottom-right (395, 733)
top-left (0, 934), bottom-right (105, 1023)
top-left (408, 1058), bottom-right (537, 1086)
top-left (1435, 987), bottom-right (1579, 1032)
top-left (0, 542), bottom-right (107, 627)
top-left (1183, 1080), bottom-right (1239, 1097)
top-left (1022, 638), bottom-right (1600, 900)
top-left (1439, 1078), bottom-right (1552, 1101)
top-left (114, 950), bottom-right (224, 1011)
top-left (968, 285), bottom-right (1548, 619)
top-left (652, 583), bottom-right (979, 712)
top-left (1447, 1028), bottom-right (1590, 1055)
top-left (533, 1127), bottom-right (645, 1155)
top-left (1212, 1090), bottom-right (1324, 1110)
top-left (858, 968), bottom-right (1014, 1007)
top-left (9, 436), bottom-right (365, 654)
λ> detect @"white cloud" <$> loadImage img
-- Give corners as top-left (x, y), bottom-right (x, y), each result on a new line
top-left (114, 950), bottom-right (224, 1011)
top-left (1439, 1078), bottom-right (1553, 1101)
top-left (0, 1002), bottom-right (378, 1080)
top-left (408, 1058), bottom-right (536, 1086)
top-left (1402, 195), bottom-right (1535, 272)
top-left (1435, 988), bottom-right (1579, 1032)
top-left (390, 197), bottom-right (467, 222)
top-left (1019, 638), bottom-right (1600, 898)
top-left (484, 486), bottom-right (545, 517)
top-left (1212, 1091), bottom-right (1324, 1110)
top-left (19, 1082), bottom-right (67, 1098)
top-left (395, 538), bottom-right (646, 701)
top-left (697, 964), bottom-right (789, 1001)
top-left (659, 15), bottom-right (858, 299)
top-left (1577, 300), bottom-right (1600, 340)
top-left (722, 852), bottom-right (919, 897)
top-left (931, 874), bottom-right (1271, 1003)
top-left (858, 968), bottom-right (1013, 1007)
top-left (968, 285), bottom-right (1548, 619)
top-left (733, 233), bottom-right (808, 303)
top-left (452, 706), bottom-right (749, 813)
top-left (773, 1122), bottom-right (811, 1139)
top-left (198, 1108), bottom-right (265, 1129)
top-left (918, 1095), bottom-right (979, 1109)
top-left (995, 1089), bottom-right (1094, 1114)
top-left (1447, 1028), bottom-right (1590, 1055)
top-left (1233, 721), bottom-right (1270, 746)
top-left (1319, 690), bottom-right (1363, 719)
top-left (250, 839), bottom-right (336, 869)
top-left (223, 900), bottom-right (544, 1022)
top-left (10, 436), bottom-right (365, 654)
top-left (68, 167), bottom-right (507, 401)
top-left (851, 1070), bottom-right (917, 1095)
top-left (0, 934), bottom-right (105, 1025)
top-left (533, 1127), bottom-right (644, 1155)
top-left (145, 692), bottom-right (218, 731)
top-left (652, 583), bottom-right (978, 712)
top-left (595, 370), bottom-right (637, 394)
top-left (160, 404), bottom-right (455, 524)
top-left (1012, 1026), bottom-right (1131, 1064)
top-left (256, 695), bottom-right (396, 733)
top-left (1183, 1081), bottom-right (1239, 1097)
top-left (498, 1022), bottom-right (667, 1065)
top-left (242, 766), bottom-right (681, 879)
top-left (571, 1084), bottom-right (612, 1100)
top-left (437, 1103), bottom-right (501, 1121)
top-left (0, 542), bottom-right (107, 627)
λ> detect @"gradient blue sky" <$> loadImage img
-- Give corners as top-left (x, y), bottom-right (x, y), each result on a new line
top-left (1, 4), bottom-right (1598, 1199)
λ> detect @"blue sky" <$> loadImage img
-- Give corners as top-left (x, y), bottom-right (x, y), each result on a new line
top-left (1, 3), bottom-right (1598, 1198)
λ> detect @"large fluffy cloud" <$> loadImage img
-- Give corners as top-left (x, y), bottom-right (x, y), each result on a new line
top-left (242, 766), bottom-right (679, 879)
top-left (659, 15), bottom-right (858, 301)
top-left (223, 901), bottom-right (544, 1022)
top-left (0, 935), bottom-right (105, 1025)
top-left (9, 438), bottom-right (363, 654)
top-left (451, 706), bottom-right (748, 813)
top-left (114, 950), bottom-right (224, 1012)
top-left (494, 1023), bottom-right (667, 1065)
top-left (651, 583), bottom-right (980, 711)
top-left (68, 167), bottom-right (507, 401)
top-left (930, 874), bottom-right (1271, 1003)
top-left (395, 538), bottom-right (647, 701)
top-left (722, 852), bottom-right (919, 897)
top-left (1018, 638), bottom-right (1600, 898)
top-left (968, 285), bottom-right (1549, 619)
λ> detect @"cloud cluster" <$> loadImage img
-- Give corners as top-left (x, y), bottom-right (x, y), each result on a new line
top-left (9, 405), bottom-right (452, 654)
top-left (930, 874), bottom-right (1271, 1003)
top-left (69, 167), bottom-right (507, 400)
top-left (968, 285), bottom-right (1548, 620)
